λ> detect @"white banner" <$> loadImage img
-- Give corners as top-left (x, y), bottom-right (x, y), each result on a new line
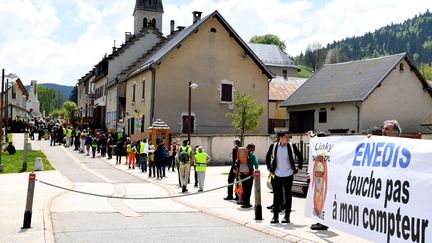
top-left (305, 135), bottom-right (432, 243)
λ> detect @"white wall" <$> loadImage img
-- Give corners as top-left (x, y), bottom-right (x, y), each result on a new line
top-left (362, 59), bottom-right (432, 133)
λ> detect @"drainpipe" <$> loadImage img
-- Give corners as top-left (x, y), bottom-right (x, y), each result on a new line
top-left (150, 66), bottom-right (156, 124)
top-left (354, 102), bottom-right (360, 133)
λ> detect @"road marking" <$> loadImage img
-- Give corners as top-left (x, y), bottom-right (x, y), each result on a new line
top-left (41, 142), bottom-right (141, 217)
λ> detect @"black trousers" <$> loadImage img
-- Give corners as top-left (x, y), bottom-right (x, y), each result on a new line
top-left (272, 175), bottom-right (293, 214)
top-left (107, 146), bottom-right (113, 158)
top-left (240, 173), bottom-right (254, 205)
top-left (226, 166), bottom-right (236, 198)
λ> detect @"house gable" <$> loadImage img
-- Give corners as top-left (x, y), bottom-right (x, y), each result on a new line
top-left (125, 11), bottom-right (270, 135)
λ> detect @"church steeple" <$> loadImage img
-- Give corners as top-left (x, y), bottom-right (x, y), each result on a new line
top-left (133, 0), bottom-right (164, 33)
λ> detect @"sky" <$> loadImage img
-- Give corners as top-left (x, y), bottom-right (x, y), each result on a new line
top-left (0, 0), bottom-right (430, 86)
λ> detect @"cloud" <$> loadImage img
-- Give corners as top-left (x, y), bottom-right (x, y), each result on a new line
top-left (0, 0), bottom-right (430, 86)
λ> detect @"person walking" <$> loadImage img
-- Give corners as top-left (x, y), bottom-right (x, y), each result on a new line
top-left (99, 133), bottom-right (107, 157)
top-left (74, 128), bottom-right (80, 150)
top-left (266, 130), bottom-right (303, 224)
top-left (79, 130), bottom-right (86, 153)
top-left (85, 134), bottom-right (93, 156)
top-left (116, 138), bottom-right (124, 164)
top-left (139, 139), bottom-right (149, 173)
top-left (224, 139), bottom-right (241, 201)
top-left (107, 134), bottom-right (114, 159)
top-left (155, 139), bottom-right (169, 179)
top-left (148, 145), bottom-right (156, 177)
top-left (125, 137), bottom-right (131, 165)
top-left (128, 143), bottom-right (137, 169)
top-left (194, 146), bottom-right (212, 192)
top-left (191, 145), bottom-right (199, 187)
top-left (238, 144), bottom-right (259, 208)
top-left (178, 140), bottom-right (192, 193)
top-left (91, 136), bottom-right (98, 158)
top-left (168, 141), bottom-right (177, 172)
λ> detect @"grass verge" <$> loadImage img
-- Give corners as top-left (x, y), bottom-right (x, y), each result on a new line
top-left (0, 150), bottom-right (54, 174)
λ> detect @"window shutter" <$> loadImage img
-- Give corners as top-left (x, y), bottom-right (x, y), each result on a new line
top-left (221, 83), bottom-right (233, 102)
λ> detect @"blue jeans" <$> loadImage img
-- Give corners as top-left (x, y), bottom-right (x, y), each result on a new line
top-left (140, 154), bottom-right (147, 172)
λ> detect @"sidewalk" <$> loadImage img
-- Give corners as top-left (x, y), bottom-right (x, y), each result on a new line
top-left (0, 137), bottom-right (369, 243)
top-left (0, 171), bottom-right (71, 243)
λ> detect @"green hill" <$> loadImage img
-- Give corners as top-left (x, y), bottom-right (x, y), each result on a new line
top-left (295, 10), bottom-right (432, 79)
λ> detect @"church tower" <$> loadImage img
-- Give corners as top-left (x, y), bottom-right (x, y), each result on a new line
top-left (133, 0), bottom-right (164, 34)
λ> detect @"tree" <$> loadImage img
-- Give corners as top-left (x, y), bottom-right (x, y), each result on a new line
top-left (63, 101), bottom-right (77, 121)
top-left (69, 85), bottom-right (78, 103)
top-left (226, 92), bottom-right (265, 145)
top-left (250, 34), bottom-right (286, 50)
top-left (304, 42), bottom-right (327, 71)
top-left (49, 108), bottom-right (66, 118)
top-left (38, 85), bottom-right (57, 115)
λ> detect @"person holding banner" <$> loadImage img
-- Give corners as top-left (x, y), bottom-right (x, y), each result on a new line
top-left (382, 119), bottom-right (401, 137)
top-left (266, 130), bottom-right (303, 224)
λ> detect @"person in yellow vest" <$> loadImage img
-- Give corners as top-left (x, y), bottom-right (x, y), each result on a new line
top-left (91, 136), bottom-right (98, 158)
top-left (65, 127), bottom-right (73, 147)
top-left (178, 139), bottom-right (192, 193)
top-left (194, 146), bottom-right (212, 192)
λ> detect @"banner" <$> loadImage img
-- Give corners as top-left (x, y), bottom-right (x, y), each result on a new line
top-left (305, 136), bottom-right (431, 243)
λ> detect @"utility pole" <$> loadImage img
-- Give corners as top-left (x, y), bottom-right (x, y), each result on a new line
top-left (0, 69), bottom-right (4, 164)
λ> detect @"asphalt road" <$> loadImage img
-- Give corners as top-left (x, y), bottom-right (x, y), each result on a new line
top-left (41, 142), bottom-right (286, 243)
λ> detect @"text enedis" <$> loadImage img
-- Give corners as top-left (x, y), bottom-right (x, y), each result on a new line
top-left (352, 142), bottom-right (411, 168)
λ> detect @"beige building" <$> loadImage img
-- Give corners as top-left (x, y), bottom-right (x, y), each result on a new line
top-left (281, 53), bottom-right (432, 134)
top-left (124, 10), bottom-right (272, 140)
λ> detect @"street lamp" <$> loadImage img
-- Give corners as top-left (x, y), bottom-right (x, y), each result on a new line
top-left (188, 82), bottom-right (198, 143)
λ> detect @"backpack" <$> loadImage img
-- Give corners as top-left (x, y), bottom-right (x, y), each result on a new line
top-left (161, 147), bottom-right (170, 160)
top-left (179, 147), bottom-right (190, 163)
top-left (237, 147), bottom-right (251, 173)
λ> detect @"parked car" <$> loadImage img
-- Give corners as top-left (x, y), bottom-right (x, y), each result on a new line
top-left (293, 162), bottom-right (309, 196)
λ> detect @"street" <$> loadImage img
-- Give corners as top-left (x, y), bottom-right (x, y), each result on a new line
top-left (38, 141), bottom-right (286, 243)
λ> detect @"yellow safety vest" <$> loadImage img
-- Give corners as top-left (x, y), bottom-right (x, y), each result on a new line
top-left (126, 144), bottom-right (132, 153)
top-left (67, 129), bottom-right (72, 137)
top-left (195, 152), bottom-right (208, 172)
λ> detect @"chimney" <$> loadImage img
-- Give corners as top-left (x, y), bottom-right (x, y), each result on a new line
top-left (170, 20), bottom-right (175, 34)
top-left (112, 40), bottom-right (117, 53)
top-left (192, 11), bottom-right (202, 24)
top-left (125, 32), bottom-right (132, 42)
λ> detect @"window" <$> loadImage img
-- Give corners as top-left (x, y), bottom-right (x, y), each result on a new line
top-left (132, 84), bottom-right (136, 102)
top-left (12, 86), bottom-right (16, 99)
top-left (141, 80), bottom-right (145, 99)
top-left (319, 108), bottom-right (327, 123)
top-left (130, 117), bottom-right (135, 134)
top-left (182, 114), bottom-right (195, 134)
top-left (400, 63), bottom-right (404, 71)
top-left (282, 70), bottom-right (287, 78)
top-left (143, 18), bottom-right (148, 27)
top-left (220, 82), bottom-right (233, 103)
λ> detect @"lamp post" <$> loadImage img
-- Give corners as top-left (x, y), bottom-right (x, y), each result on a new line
top-left (187, 82), bottom-right (198, 143)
